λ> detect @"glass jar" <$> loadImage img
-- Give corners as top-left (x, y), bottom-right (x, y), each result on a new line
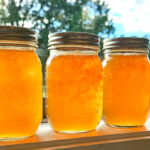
top-left (0, 26), bottom-right (43, 139)
top-left (46, 32), bottom-right (103, 133)
top-left (103, 37), bottom-right (150, 127)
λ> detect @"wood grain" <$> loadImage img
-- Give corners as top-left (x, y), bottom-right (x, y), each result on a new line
top-left (0, 119), bottom-right (150, 150)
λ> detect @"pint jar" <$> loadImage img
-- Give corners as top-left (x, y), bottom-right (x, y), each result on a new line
top-left (103, 37), bottom-right (150, 127)
top-left (46, 32), bottom-right (103, 133)
top-left (0, 26), bottom-right (43, 139)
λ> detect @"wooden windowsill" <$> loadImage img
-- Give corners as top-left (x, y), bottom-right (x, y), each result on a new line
top-left (1, 119), bottom-right (150, 150)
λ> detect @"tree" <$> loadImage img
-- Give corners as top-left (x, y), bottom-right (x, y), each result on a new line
top-left (31, 0), bottom-right (115, 49)
top-left (0, 0), bottom-right (7, 24)
top-left (0, 0), bottom-right (114, 48)
top-left (0, 0), bottom-right (115, 83)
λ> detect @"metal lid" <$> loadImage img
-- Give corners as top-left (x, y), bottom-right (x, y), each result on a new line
top-left (103, 37), bottom-right (149, 53)
top-left (48, 32), bottom-right (100, 51)
top-left (0, 26), bottom-right (37, 48)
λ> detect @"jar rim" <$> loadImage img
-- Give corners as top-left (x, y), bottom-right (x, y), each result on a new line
top-left (48, 32), bottom-right (100, 51)
top-left (104, 37), bottom-right (149, 43)
top-left (0, 26), bottom-right (38, 48)
top-left (103, 37), bottom-right (149, 53)
top-left (49, 32), bottom-right (98, 39)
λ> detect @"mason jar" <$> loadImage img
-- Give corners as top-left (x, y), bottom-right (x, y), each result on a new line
top-left (46, 32), bottom-right (103, 133)
top-left (0, 26), bottom-right (43, 139)
top-left (103, 37), bottom-right (150, 127)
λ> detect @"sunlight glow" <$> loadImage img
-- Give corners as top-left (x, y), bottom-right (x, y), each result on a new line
top-left (104, 0), bottom-right (150, 36)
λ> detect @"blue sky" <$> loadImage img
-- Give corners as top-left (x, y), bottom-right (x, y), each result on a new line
top-left (13, 0), bottom-right (150, 38)
top-left (104, 0), bottom-right (150, 37)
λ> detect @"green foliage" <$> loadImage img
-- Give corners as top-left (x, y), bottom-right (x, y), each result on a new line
top-left (0, 0), bottom-right (7, 24)
top-left (0, 0), bottom-right (115, 49)
top-left (32, 0), bottom-right (115, 49)
top-left (0, 0), bottom-right (115, 83)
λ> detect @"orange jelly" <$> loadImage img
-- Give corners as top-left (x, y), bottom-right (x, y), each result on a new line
top-left (46, 54), bottom-right (103, 132)
top-left (103, 37), bottom-right (150, 127)
top-left (0, 26), bottom-right (42, 139)
top-left (0, 50), bottom-right (42, 138)
top-left (46, 32), bottom-right (103, 132)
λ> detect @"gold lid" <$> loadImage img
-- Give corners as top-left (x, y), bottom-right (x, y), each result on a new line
top-left (103, 37), bottom-right (149, 53)
top-left (48, 32), bottom-right (100, 51)
top-left (0, 26), bottom-right (38, 48)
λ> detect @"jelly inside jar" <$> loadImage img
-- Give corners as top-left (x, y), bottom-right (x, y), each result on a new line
top-left (0, 50), bottom-right (42, 138)
top-left (103, 54), bottom-right (150, 126)
top-left (46, 54), bottom-right (103, 132)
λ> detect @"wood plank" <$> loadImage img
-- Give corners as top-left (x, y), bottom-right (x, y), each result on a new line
top-left (0, 119), bottom-right (150, 150)
top-left (52, 137), bottom-right (150, 150)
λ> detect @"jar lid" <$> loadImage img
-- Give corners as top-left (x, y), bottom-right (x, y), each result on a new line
top-left (48, 32), bottom-right (100, 51)
top-left (0, 26), bottom-right (37, 48)
top-left (103, 37), bottom-right (149, 53)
